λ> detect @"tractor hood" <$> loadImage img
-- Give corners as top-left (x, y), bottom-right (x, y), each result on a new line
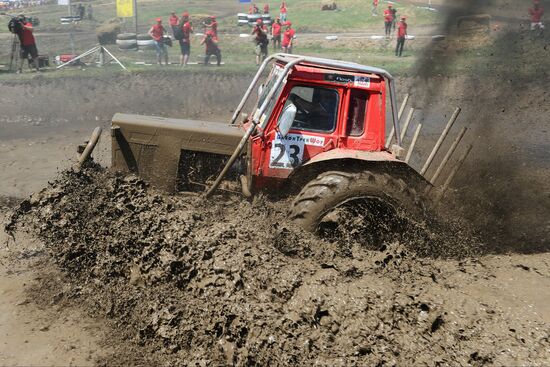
top-left (111, 113), bottom-right (244, 192)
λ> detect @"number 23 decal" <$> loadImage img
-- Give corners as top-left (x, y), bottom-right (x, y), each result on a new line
top-left (271, 143), bottom-right (301, 168)
top-left (269, 133), bottom-right (325, 170)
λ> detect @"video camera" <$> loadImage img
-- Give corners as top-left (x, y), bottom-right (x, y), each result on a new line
top-left (6, 14), bottom-right (24, 35)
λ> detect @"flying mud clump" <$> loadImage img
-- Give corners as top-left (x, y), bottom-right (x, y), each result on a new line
top-left (5, 166), bottom-right (549, 366)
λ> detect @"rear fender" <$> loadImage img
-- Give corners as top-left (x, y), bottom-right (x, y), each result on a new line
top-left (287, 148), bottom-right (429, 195)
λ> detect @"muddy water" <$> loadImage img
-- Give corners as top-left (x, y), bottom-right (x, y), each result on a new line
top-left (6, 166), bottom-right (549, 365)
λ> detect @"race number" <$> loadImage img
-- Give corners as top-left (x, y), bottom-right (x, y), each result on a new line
top-left (269, 133), bottom-right (325, 169)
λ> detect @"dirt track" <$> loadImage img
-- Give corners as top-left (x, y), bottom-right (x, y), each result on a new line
top-left (1, 0), bottom-right (550, 364)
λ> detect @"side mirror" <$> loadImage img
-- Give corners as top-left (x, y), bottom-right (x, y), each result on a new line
top-left (277, 103), bottom-right (296, 137)
top-left (258, 84), bottom-right (264, 97)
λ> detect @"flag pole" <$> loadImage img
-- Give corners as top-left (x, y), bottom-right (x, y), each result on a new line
top-left (134, 0), bottom-right (138, 35)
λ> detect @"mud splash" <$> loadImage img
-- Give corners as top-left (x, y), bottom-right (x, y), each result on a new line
top-left (5, 166), bottom-right (549, 365)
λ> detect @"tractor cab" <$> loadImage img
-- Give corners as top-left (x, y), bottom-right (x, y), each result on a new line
top-left (233, 54), bottom-right (404, 193)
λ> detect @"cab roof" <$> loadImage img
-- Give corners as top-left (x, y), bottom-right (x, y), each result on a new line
top-left (275, 54), bottom-right (394, 82)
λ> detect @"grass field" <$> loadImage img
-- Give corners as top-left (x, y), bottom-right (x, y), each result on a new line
top-left (0, 0), bottom-right (441, 79)
top-left (4, 0), bottom-right (438, 34)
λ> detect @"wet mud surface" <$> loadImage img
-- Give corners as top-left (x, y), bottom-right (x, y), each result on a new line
top-left (6, 166), bottom-right (549, 365)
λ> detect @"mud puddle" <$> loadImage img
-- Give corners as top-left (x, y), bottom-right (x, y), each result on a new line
top-left (4, 166), bottom-right (550, 365)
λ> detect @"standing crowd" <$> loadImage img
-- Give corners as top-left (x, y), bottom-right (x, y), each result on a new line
top-left (147, 1), bottom-right (296, 67)
top-left (148, 11), bottom-right (221, 66)
top-left (380, 3), bottom-right (408, 57)
top-left (249, 1), bottom-right (296, 65)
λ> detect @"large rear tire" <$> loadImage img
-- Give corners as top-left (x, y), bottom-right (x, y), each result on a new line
top-left (289, 171), bottom-right (426, 243)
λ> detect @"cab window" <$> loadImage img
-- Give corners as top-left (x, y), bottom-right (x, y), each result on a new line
top-left (282, 85), bottom-right (339, 132)
top-left (347, 89), bottom-right (369, 136)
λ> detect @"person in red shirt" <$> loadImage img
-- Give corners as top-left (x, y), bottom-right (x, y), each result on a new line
top-left (178, 12), bottom-right (193, 66)
top-left (372, 0), bottom-right (379, 16)
top-left (203, 15), bottom-right (218, 41)
top-left (395, 16), bottom-right (407, 57)
top-left (17, 16), bottom-right (39, 73)
top-left (200, 30), bottom-right (221, 66)
top-left (282, 21), bottom-right (295, 54)
top-left (529, 0), bottom-right (544, 33)
top-left (148, 18), bottom-right (168, 65)
top-left (251, 19), bottom-right (269, 65)
top-left (271, 17), bottom-right (282, 50)
top-left (383, 4), bottom-right (394, 37)
top-left (263, 4), bottom-right (270, 14)
top-left (280, 1), bottom-right (288, 22)
top-left (168, 11), bottom-right (179, 35)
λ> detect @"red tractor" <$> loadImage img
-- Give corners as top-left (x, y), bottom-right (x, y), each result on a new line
top-left (105, 54), bottom-right (431, 238)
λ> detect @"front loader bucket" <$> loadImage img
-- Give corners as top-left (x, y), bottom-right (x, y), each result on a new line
top-left (111, 113), bottom-right (244, 193)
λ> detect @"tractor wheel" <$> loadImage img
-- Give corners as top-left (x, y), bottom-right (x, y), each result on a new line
top-left (289, 171), bottom-right (427, 245)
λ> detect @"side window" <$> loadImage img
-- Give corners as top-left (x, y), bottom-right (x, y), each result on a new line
top-left (347, 89), bottom-right (369, 136)
top-left (281, 85), bottom-right (339, 132)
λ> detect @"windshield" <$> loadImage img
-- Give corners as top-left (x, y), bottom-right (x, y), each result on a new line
top-left (254, 65), bottom-right (285, 127)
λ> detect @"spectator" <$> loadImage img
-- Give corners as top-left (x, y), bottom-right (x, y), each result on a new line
top-left (17, 15), bottom-right (39, 73)
top-left (149, 18), bottom-right (168, 65)
top-left (372, 0), bottom-right (379, 16)
top-left (169, 11), bottom-right (179, 35)
top-left (391, 5), bottom-right (398, 31)
top-left (383, 5), bottom-right (394, 37)
top-left (78, 3), bottom-right (84, 20)
top-left (249, 3), bottom-right (260, 14)
top-left (201, 30), bottom-right (221, 66)
top-left (203, 15), bottom-right (218, 41)
top-left (281, 21), bottom-right (295, 54)
top-left (87, 4), bottom-right (93, 20)
top-left (264, 3), bottom-right (269, 14)
top-left (271, 17), bottom-right (282, 50)
top-left (529, 0), bottom-right (544, 32)
top-left (395, 16), bottom-right (407, 57)
top-left (252, 19), bottom-right (269, 65)
top-left (178, 12), bottom-right (193, 66)
top-left (280, 1), bottom-right (287, 22)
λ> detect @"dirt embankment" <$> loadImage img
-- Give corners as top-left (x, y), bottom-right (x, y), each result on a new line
top-left (0, 70), bottom-right (250, 141)
top-left (5, 166), bottom-right (549, 366)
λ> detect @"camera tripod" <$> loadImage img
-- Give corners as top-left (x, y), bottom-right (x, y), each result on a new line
top-left (8, 33), bottom-right (20, 72)
top-left (56, 44), bottom-right (127, 71)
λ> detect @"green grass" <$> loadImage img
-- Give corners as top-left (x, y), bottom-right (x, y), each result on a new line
top-left (271, 0), bottom-right (438, 33)
top-left (0, 0), bottom-right (439, 80)
top-left (3, 0), bottom-right (439, 34)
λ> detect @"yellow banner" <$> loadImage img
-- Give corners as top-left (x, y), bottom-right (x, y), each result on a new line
top-left (116, 0), bottom-right (134, 18)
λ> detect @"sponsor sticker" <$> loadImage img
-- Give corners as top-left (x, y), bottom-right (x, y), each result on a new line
top-left (354, 76), bottom-right (371, 88)
top-left (269, 133), bottom-right (325, 169)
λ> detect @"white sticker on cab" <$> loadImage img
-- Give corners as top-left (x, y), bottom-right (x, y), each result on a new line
top-left (354, 76), bottom-right (371, 88)
top-left (269, 133), bottom-right (325, 169)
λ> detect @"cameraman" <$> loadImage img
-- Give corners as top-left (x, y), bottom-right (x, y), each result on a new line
top-left (200, 30), bottom-right (221, 66)
top-left (17, 16), bottom-right (39, 73)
